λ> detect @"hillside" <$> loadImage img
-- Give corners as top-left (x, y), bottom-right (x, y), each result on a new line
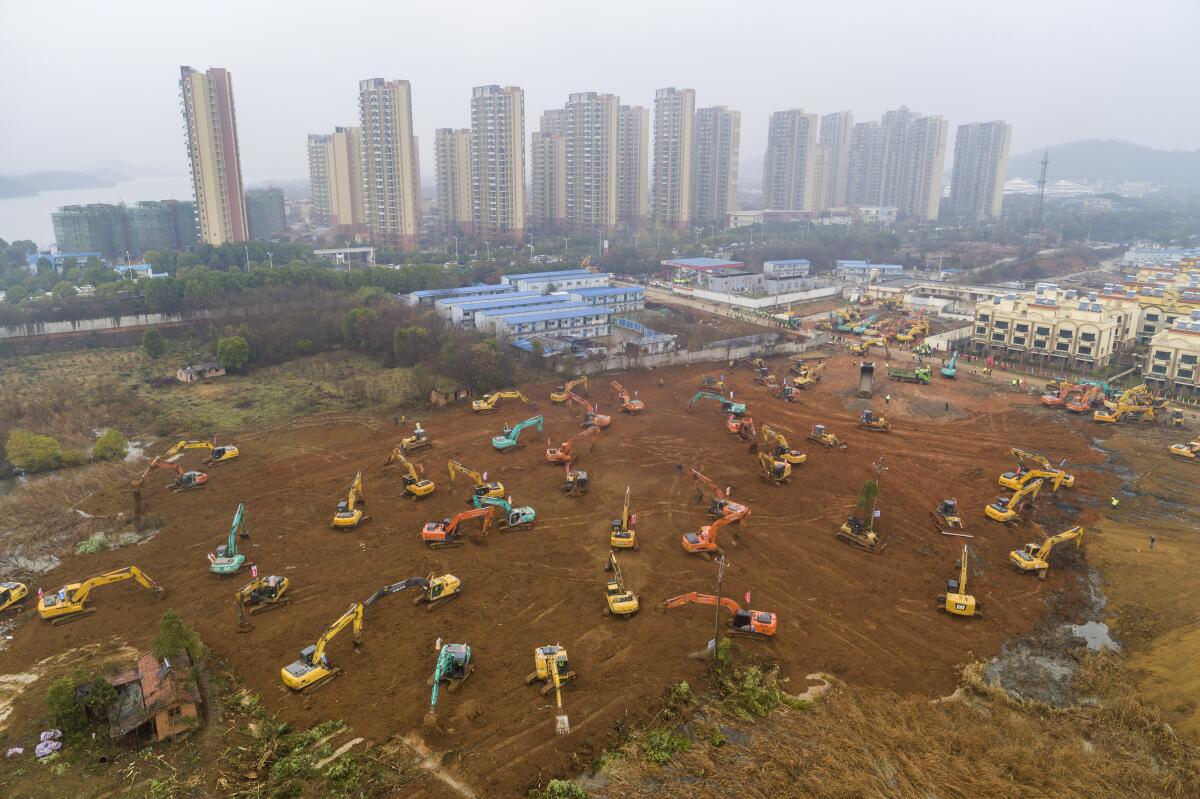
top-left (1008, 140), bottom-right (1200, 188)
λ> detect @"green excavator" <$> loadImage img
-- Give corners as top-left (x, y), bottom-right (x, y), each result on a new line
top-left (425, 642), bottom-right (474, 726)
top-left (209, 502), bottom-right (249, 576)
top-left (491, 415), bottom-right (543, 453)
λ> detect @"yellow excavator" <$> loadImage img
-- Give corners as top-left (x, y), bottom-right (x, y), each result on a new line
top-left (604, 553), bottom-right (639, 617)
top-left (447, 459), bottom-right (504, 502)
top-left (1102, 383), bottom-right (1151, 411)
top-left (550, 376), bottom-right (587, 404)
top-left (384, 450), bottom-right (435, 498)
top-left (1093, 403), bottom-right (1155, 424)
top-left (331, 472), bottom-right (368, 528)
top-left (398, 423), bottom-right (432, 454)
top-left (610, 485), bottom-right (638, 550)
top-left (235, 575), bottom-right (291, 631)
top-left (526, 644), bottom-right (574, 734)
top-left (757, 450), bottom-right (791, 485)
top-left (985, 477), bottom-right (1043, 523)
top-left (1009, 526), bottom-right (1084, 579)
top-left (281, 602), bottom-right (364, 692)
top-left (472, 390), bottom-right (529, 414)
top-left (938, 544), bottom-right (979, 618)
top-left (758, 425), bottom-right (807, 465)
top-left (930, 499), bottom-right (963, 529)
top-left (164, 437), bottom-right (239, 465)
top-left (0, 581), bottom-right (29, 614)
top-left (38, 566), bottom-right (165, 624)
top-left (1000, 448), bottom-right (1074, 490)
top-left (1169, 440), bottom-right (1200, 461)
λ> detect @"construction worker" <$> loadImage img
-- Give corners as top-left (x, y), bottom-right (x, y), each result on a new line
top-left (1110, 496), bottom-right (1119, 508)
top-left (885, 394), bottom-right (891, 405)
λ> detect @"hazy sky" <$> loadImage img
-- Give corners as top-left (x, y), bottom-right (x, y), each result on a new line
top-left (2, 0), bottom-right (1196, 183)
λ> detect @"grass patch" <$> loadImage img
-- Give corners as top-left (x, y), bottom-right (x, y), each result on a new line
top-left (639, 727), bottom-right (692, 766)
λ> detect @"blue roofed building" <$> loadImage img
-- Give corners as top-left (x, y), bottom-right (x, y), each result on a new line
top-left (499, 269), bottom-right (610, 292)
top-left (568, 286), bottom-right (644, 313)
top-left (447, 294), bottom-right (577, 326)
top-left (474, 302), bottom-right (591, 333)
top-left (482, 306), bottom-right (612, 339)
top-left (405, 283), bottom-right (517, 307)
top-left (835, 260), bottom-right (906, 284)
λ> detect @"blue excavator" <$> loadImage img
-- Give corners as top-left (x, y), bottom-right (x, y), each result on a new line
top-left (687, 391), bottom-right (747, 416)
top-left (491, 415), bottom-right (543, 453)
top-left (425, 642), bottom-right (474, 726)
top-left (940, 351), bottom-right (959, 379)
top-left (471, 494), bottom-right (536, 531)
top-left (210, 503), bottom-right (249, 575)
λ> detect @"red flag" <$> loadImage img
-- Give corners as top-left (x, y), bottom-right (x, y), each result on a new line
top-left (251, 565), bottom-right (258, 578)
top-left (744, 591), bottom-right (752, 605)
top-left (37, 587), bottom-right (44, 599)
top-left (207, 553), bottom-right (216, 563)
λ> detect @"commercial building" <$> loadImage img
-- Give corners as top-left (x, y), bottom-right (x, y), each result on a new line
top-left (1144, 312), bottom-right (1200, 395)
top-left (359, 78), bottom-right (420, 248)
top-left (179, 66), bottom-right (248, 244)
top-left (819, 111), bottom-right (853, 208)
top-left (500, 268), bottom-right (609, 292)
top-left (564, 92), bottom-right (620, 231)
top-left (530, 109), bottom-right (567, 231)
top-left (949, 121), bottom-right (1012, 220)
top-left (245, 188), bottom-right (286, 240)
top-left (127, 200), bottom-right (197, 252)
top-left (651, 87), bottom-right (695, 229)
top-left (470, 85), bottom-right (526, 241)
top-left (762, 109), bottom-right (818, 211)
top-left (434, 128), bottom-right (472, 234)
top-left (52, 204), bottom-right (130, 259)
top-left (692, 105), bottom-right (740, 225)
top-left (617, 105), bottom-right (649, 225)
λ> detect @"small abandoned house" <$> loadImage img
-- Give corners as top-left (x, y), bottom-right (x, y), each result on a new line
top-left (109, 651), bottom-right (202, 743)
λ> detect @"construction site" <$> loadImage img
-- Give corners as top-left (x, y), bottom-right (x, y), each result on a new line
top-left (3, 305), bottom-right (1162, 796)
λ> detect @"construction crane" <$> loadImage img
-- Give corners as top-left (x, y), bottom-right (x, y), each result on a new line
top-left (209, 502), bottom-right (249, 575)
top-left (682, 506), bottom-right (750, 557)
top-left (565, 390), bottom-right (611, 428)
top-left (492, 414), bottom-right (543, 452)
top-left (281, 602), bottom-right (363, 692)
top-left (604, 553), bottom-right (639, 616)
top-left (757, 450), bottom-right (790, 485)
top-left (0, 582), bottom-right (29, 614)
top-left (472, 390), bottom-right (529, 414)
top-left (163, 436), bottom-right (240, 465)
top-left (938, 544), bottom-right (979, 618)
top-left (1010, 526), bottom-right (1084, 579)
top-left (550, 376), bottom-right (588, 404)
top-left (1093, 403), bottom-right (1155, 424)
top-left (940, 352), bottom-right (959, 379)
top-left (1001, 448), bottom-right (1075, 489)
top-left (561, 463), bottom-right (590, 497)
top-left (726, 414), bottom-right (756, 440)
top-left (985, 478), bottom-right (1043, 523)
top-left (857, 410), bottom-right (890, 431)
top-left (471, 494), bottom-right (536, 531)
top-left (609, 486), bottom-right (637, 550)
top-left (1169, 439), bottom-right (1200, 461)
top-left (545, 425), bottom-right (599, 464)
top-left (757, 425), bottom-right (806, 465)
top-left (688, 391), bottom-right (747, 416)
top-left (930, 499), bottom-right (963, 529)
top-left (661, 592), bottom-right (778, 638)
top-left (235, 575), bottom-right (291, 631)
top-left (421, 506), bottom-right (495, 549)
top-left (807, 424), bottom-right (848, 451)
top-left (689, 467), bottom-right (749, 520)
top-left (331, 472), bottom-right (368, 529)
top-left (137, 457), bottom-right (207, 492)
top-left (426, 642), bottom-right (474, 725)
top-left (38, 566), bottom-right (165, 624)
top-left (447, 459), bottom-right (504, 502)
top-left (611, 380), bottom-right (645, 413)
top-left (384, 450), bottom-right (436, 498)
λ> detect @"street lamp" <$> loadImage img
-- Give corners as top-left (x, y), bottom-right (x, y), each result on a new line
top-left (267, 252), bottom-right (274, 269)
top-left (453, 235), bottom-right (459, 260)
top-left (485, 240), bottom-right (491, 262)
top-left (594, 229), bottom-right (602, 260)
top-left (562, 236), bottom-right (569, 258)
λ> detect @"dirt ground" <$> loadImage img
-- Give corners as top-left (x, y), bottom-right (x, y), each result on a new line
top-left (0, 352), bottom-right (1114, 797)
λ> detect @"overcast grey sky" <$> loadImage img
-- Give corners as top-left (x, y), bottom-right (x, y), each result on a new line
top-left (2, 0), bottom-right (1196, 183)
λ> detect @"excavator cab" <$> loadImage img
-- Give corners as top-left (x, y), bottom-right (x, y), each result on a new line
top-left (731, 609), bottom-right (778, 637)
top-left (562, 469), bottom-right (589, 497)
top-left (0, 582), bottom-right (28, 613)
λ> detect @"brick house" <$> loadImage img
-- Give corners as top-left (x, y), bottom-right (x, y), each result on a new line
top-left (109, 651), bottom-right (202, 743)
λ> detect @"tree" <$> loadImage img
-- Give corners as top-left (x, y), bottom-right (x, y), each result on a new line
top-left (3, 284), bottom-right (27, 304)
top-left (217, 335), bottom-right (250, 371)
top-left (341, 307), bottom-right (378, 349)
top-left (142, 327), bottom-right (166, 359)
top-left (153, 610), bottom-right (207, 662)
top-left (5, 429), bottom-right (62, 472)
top-left (92, 428), bottom-right (128, 461)
top-left (393, 325), bottom-right (432, 366)
top-left (45, 676), bottom-right (87, 735)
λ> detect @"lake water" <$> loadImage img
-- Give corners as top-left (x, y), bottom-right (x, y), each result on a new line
top-left (0, 175), bottom-right (195, 248)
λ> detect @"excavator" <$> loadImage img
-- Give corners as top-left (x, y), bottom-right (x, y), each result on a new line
top-left (757, 450), bottom-right (791, 485)
top-left (938, 544), bottom-right (979, 618)
top-left (0, 581), bottom-right (29, 614)
top-left (1169, 439), bottom-right (1200, 461)
top-left (857, 410), bottom-right (890, 431)
top-left (611, 380), bottom-right (645, 413)
top-left (426, 642), bottom-right (474, 725)
top-left (930, 498), bottom-right (964, 529)
top-left (661, 592), bottom-right (778, 638)
top-left (726, 414), bottom-right (756, 440)
top-left (235, 575), bottom-right (291, 631)
top-left (1009, 526), bottom-right (1084, 579)
top-left (609, 486), bottom-right (637, 550)
top-left (472, 390), bottom-right (529, 414)
top-left (1040, 383), bottom-right (1079, 407)
top-left (757, 425), bottom-right (806, 465)
top-left (1093, 403), bottom-right (1155, 424)
top-left (561, 463), bottom-right (590, 497)
top-left (38, 566), bottom-right (165, 624)
top-left (985, 477), bottom-right (1043, 523)
top-left (999, 448), bottom-right (1073, 492)
top-left (397, 423), bottom-right (432, 454)
top-left (209, 502), bottom-right (249, 575)
top-left (492, 414), bottom-right (543, 452)
top-left (137, 457), bottom-right (207, 491)
top-left (545, 425), bottom-right (599, 464)
top-left (791, 361), bottom-right (826, 390)
top-left (163, 436), bottom-right (240, 465)
top-left (1102, 383), bottom-right (1151, 411)
top-left (807, 424), bottom-right (848, 450)
top-left (1066, 384), bottom-right (1105, 413)
top-left (566, 390), bottom-right (611, 428)
top-left (331, 472), bottom-right (368, 529)
top-left (471, 495), bottom-right (536, 531)
top-left (525, 644), bottom-right (578, 696)
top-left (689, 468), bottom-right (750, 520)
top-left (421, 506), bottom-right (495, 549)
top-left (682, 506), bottom-right (750, 557)
top-left (698, 374), bottom-right (725, 391)
top-left (688, 391), bottom-right (747, 416)
top-left (848, 340), bottom-right (870, 356)
top-left (550, 376), bottom-right (588, 404)
top-left (384, 450), bottom-right (436, 498)
top-left (604, 552), bottom-right (639, 616)
top-left (447, 459), bottom-right (505, 502)
top-left (281, 602), bottom-right (363, 692)
top-left (940, 351), bottom-right (959, 379)
top-left (409, 574), bottom-right (463, 610)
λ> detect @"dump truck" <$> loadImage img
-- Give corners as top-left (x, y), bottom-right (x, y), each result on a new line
top-left (858, 362), bottom-right (875, 398)
top-left (887, 366), bottom-right (931, 384)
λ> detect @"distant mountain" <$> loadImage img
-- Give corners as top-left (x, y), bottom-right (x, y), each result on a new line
top-left (1008, 140), bottom-right (1200, 188)
top-left (0, 170), bottom-right (117, 198)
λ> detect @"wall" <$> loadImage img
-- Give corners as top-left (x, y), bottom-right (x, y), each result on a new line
top-left (572, 331), bottom-right (831, 375)
top-left (0, 311), bottom-right (214, 341)
top-left (674, 284), bottom-right (839, 310)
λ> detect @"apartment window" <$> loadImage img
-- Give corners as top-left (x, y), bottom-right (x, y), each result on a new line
top-left (1035, 326), bottom-right (1051, 336)
top-left (1179, 354), bottom-right (1197, 365)
top-left (1154, 350), bottom-right (1172, 360)
top-left (991, 333), bottom-right (1006, 343)
top-left (1012, 336), bottom-right (1026, 346)
top-left (1179, 369), bottom-right (1195, 380)
top-left (1078, 346), bottom-right (1092, 356)
top-left (1080, 332), bottom-right (1096, 342)
top-left (1015, 323), bottom-right (1029, 333)
top-left (1145, 313), bottom-right (1159, 322)
top-left (1152, 364), bottom-right (1168, 375)
top-left (977, 313), bottom-right (990, 322)
top-left (1033, 339), bottom-right (1048, 350)
top-left (994, 320), bottom-right (1009, 330)
top-left (1055, 342), bottom-right (1070, 352)
top-left (1058, 329), bottom-right (1074, 339)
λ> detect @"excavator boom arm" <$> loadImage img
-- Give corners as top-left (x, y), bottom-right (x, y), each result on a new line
top-left (71, 566), bottom-right (158, 604)
top-left (1038, 526), bottom-right (1084, 559)
top-left (311, 604), bottom-right (363, 665)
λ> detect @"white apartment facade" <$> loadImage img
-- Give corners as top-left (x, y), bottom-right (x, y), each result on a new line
top-left (470, 85), bottom-right (526, 241)
top-left (691, 105), bottom-right (740, 224)
top-left (651, 87), bottom-right (695, 229)
top-left (762, 108), bottom-right (818, 211)
top-left (358, 78), bottom-right (420, 248)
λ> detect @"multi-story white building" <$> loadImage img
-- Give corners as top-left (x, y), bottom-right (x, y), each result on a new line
top-left (762, 109), bottom-right (818, 211)
top-left (530, 113), bottom-right (567, 231)
top-left (819, 111), bottom-right (854, 209)
top-left (307, 134), bottom-right (331, 226)
top-left (358, 78), bottom-right (420, 248)
top-left (1144, 312), bottom-right (1200, 395)
top-left (617, 105), bottom-right (649, 225)
top-left (651, 87), bottom-right (695, 229)
top-left (485, 307), bottom-right (613, 340)
top-left (470, 85), bottom-right (526, 241)
top-left (500, 268), bottom-right (610, 293)
top-left (949, 121), bottom-right (1012, 220)
top-left (563, 92), bottom-right (620, 232)
top-left (692, 105), bottom-right (740, 224)
top-left (846, 121), bottom-right (888, 207)
top-left (434, 128), bottom-right (472, 235)
top-left (180, 66), bottom-right (248, 245)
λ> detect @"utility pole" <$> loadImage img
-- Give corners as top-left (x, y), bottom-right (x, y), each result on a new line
top-left (711, 555), bottom-right (728, 666)
top-left (1035, 149), bottom-right (1049, 229)
top-left (870, 457), bottom-right (887, 532)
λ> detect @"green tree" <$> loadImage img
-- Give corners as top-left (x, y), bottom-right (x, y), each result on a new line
top-left (153, 610), bottom-right (207, 662)
top-left (217, 335), bottom-right (250, 372)
top-left (142, 327), bottom-right (166, 359)
top-left (45, 676), bottom-right (87, 735)
top-left (5, 429), bottom-right (63, 472)
top-left (341, 307), bottom-right (378, 349)
top-left (51, 280), bottom-right (77, 300)
top-left (393, 325), bottom-right (431, 366)
top-left (3, 284), bottom-right (27, 304)
top-left (92, 429), bottom-right (128, 461)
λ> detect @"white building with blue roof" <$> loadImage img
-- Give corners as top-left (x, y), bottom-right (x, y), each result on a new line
top-left (499, 269), bottom-right (610, 292)
top-left (405, 283), bottom-right (517, 307)
top-left (481, 306), bottom-right (612, 339)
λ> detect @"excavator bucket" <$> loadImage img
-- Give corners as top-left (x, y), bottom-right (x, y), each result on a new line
top-left (556, 714), bottom-right (570, 735)
top-left (423, 711), bottom-right (438, 728)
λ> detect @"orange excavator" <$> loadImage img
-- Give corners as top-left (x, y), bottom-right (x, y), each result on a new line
top-left (1066, 384), bottom-right (1104, 413)
top-left (420, 506), bottom-right (495, 549)
top-left (1040, 382), bottom-right (1078, 408)
top-left (661, 592), bottom-right (778, 638)
top-left (566, 390), bottom-right (611, 429)
top-left (681, 506), bottom-right (749, 557)
top-left (137, 457), bottom-right (207, 492)
top-left (689, 467), bottom-right (749, 520)
top-left (611, 380), bottom-right (645, 413)
top-left (546, 425), bottom-right (600, 464)
top-left (726, 415), bottom-right (756, 440)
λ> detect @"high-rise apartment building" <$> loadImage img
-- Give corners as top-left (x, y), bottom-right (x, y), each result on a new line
top-left (879, 107), bottom-right (948, 220)
top-left (949, 121), bottom-right (1012, 220)
top-left (651, 87), bottom-right (695, 229)
top-left (358, 78), bottom-right (420, 248)
top-left (435, 128), bottom-right (472, 234)
top-left (564, 92), bottom-right (619, 231)
top-left (691, 106), bottom-right (740, 224)
top-left (529, 109), bottom-right (567, 231)
top-left (617, 105), bottom-right (649, 225)
top-left (470, 85), bottom-right (526, 241)
top-left (179, 66), bottom-right (248, 245)
top-left (328, 126), bottom-right (365, 233)
top-left (762, 109), bottom-right (818, 211)
top-left (52, 204), bottom-right (131, 258)
top-left (810, 145), bottom-right (831, 213)
top-left (819, 111), bottom-right (853, 208)
top-left (846, 121), bottom-right (889, 206)
top-left (307, 134), bottom-right (332, 225)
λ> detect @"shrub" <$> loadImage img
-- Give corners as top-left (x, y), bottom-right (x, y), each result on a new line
top-left (153, 610), bottom-right (207, 663)
top-left (529, 780), bottom-right (588, 799)
top-left (641, 728), bottom-right (692, 766)
top-left (92, 428), bottom-right (128, 462)
top-left (75, 534), bottom-right (108, 555)
top-left (5, 429), bottom-right (62, 472)
top-left (45, 677), bottom-right (86, 735)
top-left (217, 335), bottom-right (250, 372)
top-left (142, 327), bottom-right (166, 359)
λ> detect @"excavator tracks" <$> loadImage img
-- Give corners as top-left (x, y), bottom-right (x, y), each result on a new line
top-left (49, 608), bottom-right (98, 626)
